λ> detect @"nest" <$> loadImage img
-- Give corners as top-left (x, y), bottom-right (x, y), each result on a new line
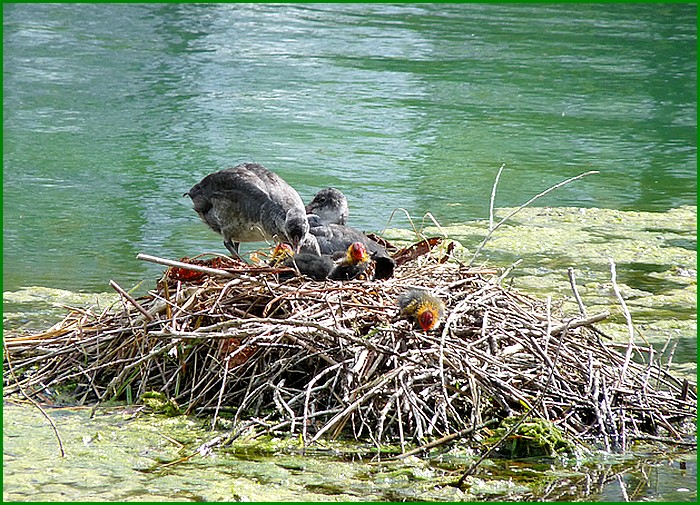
top-left (4, 239), bottom-right (696, 453)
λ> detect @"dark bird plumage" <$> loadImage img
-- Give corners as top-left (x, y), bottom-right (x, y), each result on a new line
top-left (328, 241), bottom-right (370, 280)
top-left (185, 163), bottom-right (311, 258)
top-left (398, 289), bottom-right (445, 332)
top-left (280, 241), bottom-right (370, 281)
top-left (303, 188), bottom-right (395, 279)
top-left (304, 218), bottom-right (395, 280)
top-left (283, 253), bottom-right (335, 281)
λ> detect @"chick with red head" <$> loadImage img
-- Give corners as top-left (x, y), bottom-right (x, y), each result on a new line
top-left (398, 289), bottom-right (445, 332)
top-left (329, 241), bottom-right (370, 280)
top-left (277, 241), bottom-right (369, 281)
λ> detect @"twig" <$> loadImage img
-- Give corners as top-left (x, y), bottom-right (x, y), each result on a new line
top-left (628, 434), bottom-right (696, 447)
top-left (392, 419), bottom-right (498, 459)
top-left (489, 162), bottom-right (506, 231)
top-left (469, 170), bottom-right (599, 266)
top-left (455, 309), bottom-right (568, 488)
top-left (211, 360), bottom-right (230, 430)
top-left (99, 340), bottom-right (181, 403)
top-left (665, 339), bottom-right (679, 370)
top-left (549, 311), bottom-right (609, 335)
top-left (109, 279), bottom-right (154, 322)
top-left (616, 474), bottom-right (630, 502)
top-left (6, 247), bottom-right (694, 458)
top-left (309, 368), bottom-right (402, 444)
top-left (137, 253), bottom-right (237, 278)
top-left (3, 341), bottom-right (65, 457)
top-left (567, 267), bottom-right (588, 317)
top-left (609, 258), bottom-right (635, 388)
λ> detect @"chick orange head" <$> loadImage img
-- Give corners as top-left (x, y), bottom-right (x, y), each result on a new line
top-left (271, 243), bottom-right (294, 264)
top-left (417, 304), bottom-right (441, 332)
top-left (346, 241), bottom-right (369, 264)
top-left (397, 289), bottom-right (445, 332)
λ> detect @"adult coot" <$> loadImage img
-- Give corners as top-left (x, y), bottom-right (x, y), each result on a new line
top-left (185, 163), bottom-right (311, 258)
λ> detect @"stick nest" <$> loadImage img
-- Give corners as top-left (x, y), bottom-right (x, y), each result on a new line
top-left (4, 241), bottom-right (696, 452)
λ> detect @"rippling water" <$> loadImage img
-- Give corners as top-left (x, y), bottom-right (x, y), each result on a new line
top-left (3, 3), bottom-right (696, 292)
top-left (3, 5), bottom-right (697, 502)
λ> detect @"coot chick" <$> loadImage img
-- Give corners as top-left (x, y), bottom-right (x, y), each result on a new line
top-left (280, 242), bottom-right (370, 281)
top-left (304, 219), bottom-right (395, 280)
top-left (282, 253), bottom-right (335, 281)
top-left (398, 289), bottom-right (445, 332)
top-left (185, 163), bottom-right (310, 258)
top-left (328, 241), bottom-right (370, 281)
top-left (305, 188), bottom-right (349, 225)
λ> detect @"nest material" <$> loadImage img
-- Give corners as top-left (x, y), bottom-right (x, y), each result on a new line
top-left (3, 244), bottom-right (696, 452)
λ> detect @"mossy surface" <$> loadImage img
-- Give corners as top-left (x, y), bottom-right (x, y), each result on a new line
top-left (385, 205), bottom-right (697, 378)
top-left (4, 403), bottom-right (695, 501)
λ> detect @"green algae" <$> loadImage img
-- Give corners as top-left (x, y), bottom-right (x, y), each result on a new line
top-left (140, 392), bottom-right (181, 417)
top-left (486, 416), bottom-right (579, 459)
top-left (3, 401), bottom-right (696, 501)
top-left (385, 205), bottom-right (697, 378)
top-left (3, 286), bottom-right (119, 333)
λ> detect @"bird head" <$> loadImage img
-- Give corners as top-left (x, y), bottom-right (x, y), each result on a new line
top-left (270, 243), bottom-right (294, 265)
top-left (417, 305), bottom-right (440, 332)
top-left (346, 242), bottom-right (370, 264)
top-left (397, 289), bottom-right (445, 332)
top-left (285, 208), bottom-right (311, 253)
top-left (305, 188), bottom-right (349, 225)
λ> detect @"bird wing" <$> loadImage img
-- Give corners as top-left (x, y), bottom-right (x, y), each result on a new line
top-left (309, 224), bottom-right (363, 254)
top-left (236, 163), bottom-right (305, 212)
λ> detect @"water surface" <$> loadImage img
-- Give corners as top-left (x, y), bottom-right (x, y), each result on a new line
top-left (3, 4), bottom-right (697, 502)
top-left (3, 3), bottom-right (696, 292)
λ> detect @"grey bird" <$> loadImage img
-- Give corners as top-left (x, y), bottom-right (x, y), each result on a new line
top-left (185, 163), bottom-right (312, 258)
top-left (303, 189), bottom-right (395, 279)
top-left (305, 187), bottom-right (349, 226)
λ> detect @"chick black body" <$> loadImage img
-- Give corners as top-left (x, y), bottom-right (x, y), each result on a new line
top-left (185, 163), bottom-right (311, 258)
top-left (282, 253), bottom-right (335, 281)
top-left (304, 217), bottom-right (395, 280)
top-left (328, 242), bottom-right (370, 280)
top-left (280, 242), bottom-right (370, 281)
top-left (303, 188), bottom-right (395, 279)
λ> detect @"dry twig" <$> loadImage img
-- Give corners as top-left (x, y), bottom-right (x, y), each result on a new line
top-left (3, 248), bottom-right (695, 456)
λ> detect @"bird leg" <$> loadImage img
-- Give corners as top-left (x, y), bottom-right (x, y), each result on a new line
top-left (224, 240), bottom-right (245, 261)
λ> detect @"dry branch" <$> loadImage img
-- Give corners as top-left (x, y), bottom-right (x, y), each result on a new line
top-left (3, 249), bottom-right (696, 454)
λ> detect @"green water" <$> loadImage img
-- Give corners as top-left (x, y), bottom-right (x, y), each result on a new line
top-left (3, 3), bottom-right (697, 502)
top-left (3, 3), bottom-right (696, 293)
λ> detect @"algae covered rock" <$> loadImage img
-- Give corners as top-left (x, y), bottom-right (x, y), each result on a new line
top-left (140, 391), bottom-right (181, 417)
top-left (488, 416), bottom-right (579, 459)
